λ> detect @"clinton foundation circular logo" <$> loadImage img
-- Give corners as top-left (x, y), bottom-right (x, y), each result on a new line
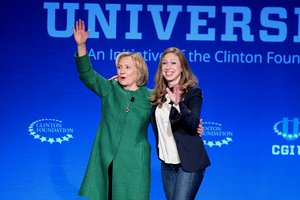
top-left (28, 118), bottom-right (74, 144)
top-left (202, 121), bottom-right (233, 147)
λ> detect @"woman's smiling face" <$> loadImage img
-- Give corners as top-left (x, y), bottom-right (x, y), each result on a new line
top-left (161, 52), bottom-right (183, 87)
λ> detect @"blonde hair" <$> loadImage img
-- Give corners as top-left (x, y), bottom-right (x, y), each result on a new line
top-left (150, 47), bottom-right (198, 107)
top-left (115, 52), bottom-right (148, 87)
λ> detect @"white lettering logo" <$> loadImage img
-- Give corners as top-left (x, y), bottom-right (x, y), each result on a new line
top-left (271, 118), bottom-right (300, 156)
top-left (202, 121), bottom-right (233, 147)
top-left (28, 119), bottom-right (74, 144)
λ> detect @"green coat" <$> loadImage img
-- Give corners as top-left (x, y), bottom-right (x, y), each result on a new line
top-left (75, 54), bottom-right (152, 200)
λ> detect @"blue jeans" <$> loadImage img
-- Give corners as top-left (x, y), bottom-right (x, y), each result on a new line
top-left (161, 162), bottom-right (205, 200)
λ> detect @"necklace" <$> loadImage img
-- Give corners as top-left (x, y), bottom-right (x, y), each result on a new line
top-left (125, 91), bottom-right (136, 112)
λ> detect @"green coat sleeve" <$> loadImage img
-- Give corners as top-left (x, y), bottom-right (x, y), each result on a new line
top-left (75, 53), bottom-right (112, 97)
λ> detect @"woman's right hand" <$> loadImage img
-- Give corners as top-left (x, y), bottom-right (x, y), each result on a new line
top-left (72, 19), bottom-right (90, 46)
top-left (166, 84), bottom-right (181, 105)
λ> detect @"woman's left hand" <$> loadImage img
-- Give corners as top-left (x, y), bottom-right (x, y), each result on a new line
top-left (197, 119), bottom-right (204, 137)
top-left (109, 75), bottom-right (118, 81)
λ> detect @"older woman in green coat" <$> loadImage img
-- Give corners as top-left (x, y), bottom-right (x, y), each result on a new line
top-left (73, 19), bottom-right (152, 200)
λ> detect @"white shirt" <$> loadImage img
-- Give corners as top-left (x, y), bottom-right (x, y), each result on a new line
top-left (155, 94), bottom-right (181, 164)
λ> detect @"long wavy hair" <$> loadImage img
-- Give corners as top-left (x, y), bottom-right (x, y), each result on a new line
top-left (150, 47), bottom-right (198, 107)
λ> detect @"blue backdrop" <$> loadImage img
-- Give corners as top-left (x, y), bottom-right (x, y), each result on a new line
top-left (1, 0), bottom-right (299, 199)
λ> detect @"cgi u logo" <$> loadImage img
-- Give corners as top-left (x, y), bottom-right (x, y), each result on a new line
top-left (274, 117), bottom-right (300, 141)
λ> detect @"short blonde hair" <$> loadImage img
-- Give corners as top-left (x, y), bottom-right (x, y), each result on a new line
top-left (115, 52), bottom-right (148, 87)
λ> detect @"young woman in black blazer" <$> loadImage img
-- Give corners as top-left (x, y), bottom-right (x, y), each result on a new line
top-left (150, 47), bottom-right (211, 200)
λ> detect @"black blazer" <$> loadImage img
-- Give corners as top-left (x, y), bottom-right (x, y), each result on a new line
top-left (150, 86), bottom-right (211, 172)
